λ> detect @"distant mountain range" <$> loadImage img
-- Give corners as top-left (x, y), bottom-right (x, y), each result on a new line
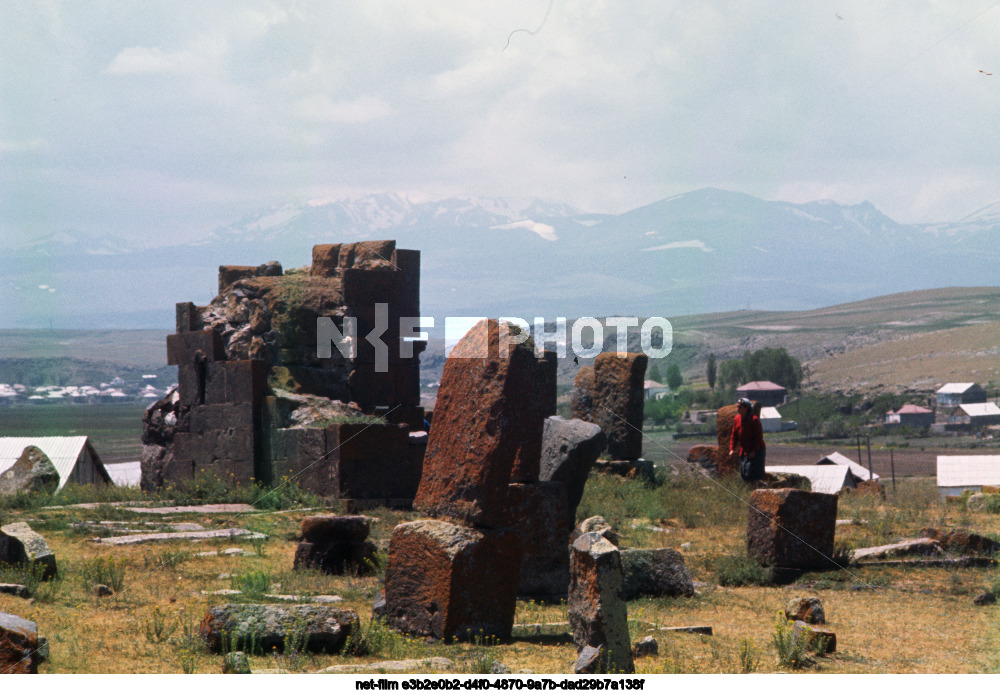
top-left (3, 188), bottom-right (999, 329)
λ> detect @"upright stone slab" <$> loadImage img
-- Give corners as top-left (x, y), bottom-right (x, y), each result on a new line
top-left (539, 416), bottom-right (606, 531)
top-left (747, 489), bottom-right (838, 570)
top-left (591, 353), bottom-right (647, 460)
top-left (0, 446), bottom-right (59, 497)
top-left (0, 523), bottom-right (56, 579)
top-left (414, 319), bottom-right (540, 528)
top-left (509, 482), bottom-right (570, 600)
top-left (570, 367), bottom-right (595, 421)
top-left (568, 532), bottom-right (633, 674)
top-left (715, 404), bottom-right (739, 476)
top-left (619, 548), bottom-right (695, 600)
top-left (0, 612), bottom-right (42, 674)
top-left (293, 515), bottom-right (377, 575)
top-left (383, 520), bottom-right (521, 641)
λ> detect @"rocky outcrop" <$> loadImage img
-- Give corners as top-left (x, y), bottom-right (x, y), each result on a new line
top-left (0, 446), bottom-right (59, 497)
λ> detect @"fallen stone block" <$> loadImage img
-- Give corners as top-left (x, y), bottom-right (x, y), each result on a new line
top-left (199, 604), bottom-right (359, 654)
top-left (746, 489), bottom-right (837, 571)
top-left (93, 528), bottom-right (266, 546)
top-left (784, 596), bottom-right (825, 624)
top-left (632, 636), bottom-right (658, 658)
top-left (619, 548), bottom-right (695, 600)
top-left (686, 445), bottom-right (718, 473)
top-left (0, 611), bottom-right (43, 674)
top-left (919, 528), bottom-right (1000, 556)
top-left (852, 538), bottom-right (943, 561)
top-left (792, 620), bottom-right (836, 653)
top-left (568, 532), bottom-right (633, 674)
top-left (0, 446), bottom-right (59, 497)
top-left (0, 584), bottom-right (30, 599)
top-left (591, 459), bottom-right (655, 482)
top-left (382, 519), bottom-right (521, 641)
top-left (0, 523), bottom-right (57, 580)
top-left (316, 656), bottom-right (457, 674)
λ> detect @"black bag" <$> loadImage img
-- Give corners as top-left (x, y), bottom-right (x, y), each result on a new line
top-left (739, 455), bottom-right (753, 482)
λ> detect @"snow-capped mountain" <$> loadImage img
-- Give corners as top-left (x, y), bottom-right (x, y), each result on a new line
top-left (3, 189), bottom-right (999, 329)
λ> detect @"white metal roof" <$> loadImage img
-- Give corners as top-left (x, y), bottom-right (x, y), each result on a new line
top-left (104, 461), bottom-right (142, 487)
top-left (816, 451), bottom-right (880, 481)
top-left (759, 406), bottom-right (781, 420)
top-left (766, 464), bottom-right (858, 494)
top-left (937, 455), bottom-right (1000, 488)
top-left (937, 382), bottom-right (977, 395)
top-left (0, 436), bottom-right (102, 491)
top-left (953, 403), bottom-right (1000, 417)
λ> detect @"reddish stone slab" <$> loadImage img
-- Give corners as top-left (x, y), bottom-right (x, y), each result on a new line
top-left (312, 244), bottom-right (342, 276)
top-left (509, 482), bottom-right (570, 600)
top-left (382, 520), bottom-right (521, 641)
top-left (570, 367), bottom-right (595, 421)
top-left (218, 265), bottom-right (259, 293)
top-left (0, 611), bottom-right (41, 674)
top-left (746, 489), bottom-right (838, 570)
top-left (414, 319), bottom-right (541, 528)
top-left (715, 404), bottom-right (739, 476)
top-left (591, 353), bottom-right (647, 460)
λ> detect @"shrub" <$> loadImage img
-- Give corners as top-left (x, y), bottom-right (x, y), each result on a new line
top-left (772, 615), bottom-right (807, 669)
top-left (79, 556), bottom-right (128, 593)
top-left (713, 553), bottom-right (772, 587)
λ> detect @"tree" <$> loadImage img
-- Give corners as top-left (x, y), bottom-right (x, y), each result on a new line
top-left (718, 359), bottom-right (746, 390)
top-left (666, 363), bottom-right (683, 390)
top-left (743, 347), bottom-right (802, 390)
top-left (648, 364), bottom-right (662, 384)
top-left (706, 353), bottom-right (717, 390)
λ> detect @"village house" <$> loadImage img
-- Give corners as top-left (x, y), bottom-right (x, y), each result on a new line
top-left (937, 455), bottom-right (1000, 498)
top-left (885, 403), bottom-right (935, 429)
top-left (643, 380), bottom-right (669, 400)
top-left (948, 402), bottom-right (1000, 428)
top-left (735, 380), bottom-right (787, 407)
top-left (935, 382), bottom-right (987, 408)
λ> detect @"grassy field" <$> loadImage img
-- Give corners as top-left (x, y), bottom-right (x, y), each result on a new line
top-left (2, 471), bottom-right (1000, 674)
top-left (0, 403), bottom-right (147, 464)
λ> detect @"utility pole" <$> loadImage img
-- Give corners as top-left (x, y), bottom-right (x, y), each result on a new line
top-left (856, 433), bottom-right (863, 470)
top-left (866, 434), bottom-right (873, 481)
top-left (890, 449), bottom-right (896, 492)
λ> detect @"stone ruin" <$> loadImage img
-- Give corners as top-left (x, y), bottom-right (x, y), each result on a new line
top-left (141, 240), bottom-right (427, 504)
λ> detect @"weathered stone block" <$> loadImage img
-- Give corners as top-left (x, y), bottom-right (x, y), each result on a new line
top-left (199, 604), bottom-right (359, 654)
top-left (0, 523), bottom-right (56, 580)
top-left (166, 329), bottom-right (224, 366)
top-left (177, 363), bottom-right (206, 407)
top-left (716, 404), bottom-right (740, 476)
top-left (539, 416), bottom-right (606, 531)
top-left (0, 611), bottom-right (42, 674)
top-left (784, 596), bottom-right (825, 624)
top-left (568, 532), bottom-right (633, 674)
top-left (339, 240), bottom-right (397, 271)
top-left (218, 265), bottom-right (258, 293)
top-left (189, 403), bottom-right (254, 434)
top-left (509, 482), bottom-right (570, 600)
top-left (176, 301), bottom-right (198, 333)
top-left (0, 446), bottom-right (59, 497)
top-left (205, 360), bottom-right (268, 406)
top-left (619, 548), bottom-right (695, 600)
top-left (312, 244), bottom-right (342, 276)
top-left (747, 489), bottom-right (838, 570)
top-left (592, 353), bottom-right (647, 460)
top-left (383, 520), bottom-right (521, 641)
top-left (414, 319), bottom-right (540, 528)
top-left (301, 515), bottom-right (372, 544)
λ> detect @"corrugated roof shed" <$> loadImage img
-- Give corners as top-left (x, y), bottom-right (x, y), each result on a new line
top-left (954, 403), bottom-right (1000, 417)
top-left (0, 436), bottom-right (110, 491)
top-left (937, 383), bottom-right (976, 395)
top-left (816, 451), bottom-right (880, 481)
top-left (737, 381), bottom-right (786, 391)
top-left (766, 465), bottom-right (858, 494)
top-left (937, 455), bottom-right (1000, 488)
top-left (104, 461), bottom-right (142, 488)
top-left (759, 406), bottom-right (781, 420)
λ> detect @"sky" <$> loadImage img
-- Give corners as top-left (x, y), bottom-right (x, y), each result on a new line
top-left (3, 1), bottom-right (1000, 249)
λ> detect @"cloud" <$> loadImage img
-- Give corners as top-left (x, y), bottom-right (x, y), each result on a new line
top-left (291, 94), bottom-right (394, 124)
top-left (0, 139), bottom-right (49, 154)
top-left (106, 46), bottom-right (204, 75)
top-left (643, 240), bottom-right (715, 253)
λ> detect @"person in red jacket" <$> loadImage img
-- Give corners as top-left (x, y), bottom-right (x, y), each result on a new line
top-left (730, 397), bottom-right (766, 482)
